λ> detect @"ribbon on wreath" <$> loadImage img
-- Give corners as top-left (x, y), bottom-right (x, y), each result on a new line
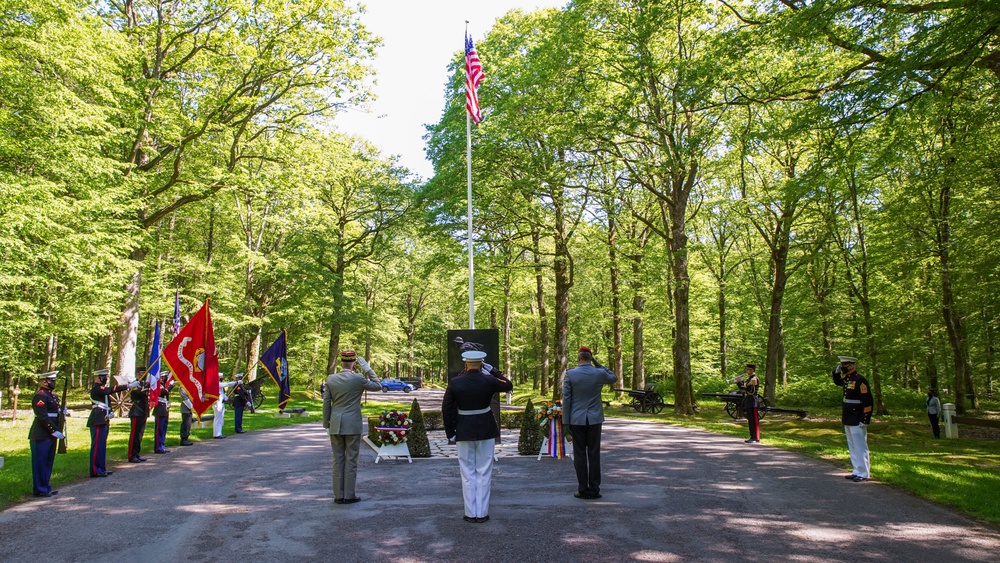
top-left (548, 418), bottom-right (566, 459)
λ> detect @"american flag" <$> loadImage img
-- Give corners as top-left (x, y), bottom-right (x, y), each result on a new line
top-left (465, 32), bottom-right (484, 124)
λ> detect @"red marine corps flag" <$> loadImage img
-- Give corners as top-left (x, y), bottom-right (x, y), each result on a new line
top-left (161, 299), bottom-right (220, 419)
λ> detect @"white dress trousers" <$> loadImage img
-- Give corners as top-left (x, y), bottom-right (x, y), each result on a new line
top-left (457, 438), bottom-right (495, 518)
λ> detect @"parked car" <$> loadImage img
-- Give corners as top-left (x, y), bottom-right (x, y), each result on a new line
top-left (381, 379), bottom-right (414, 393)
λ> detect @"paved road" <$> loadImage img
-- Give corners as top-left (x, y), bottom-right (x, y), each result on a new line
top-left (2, 419), bottom-right (998, 562)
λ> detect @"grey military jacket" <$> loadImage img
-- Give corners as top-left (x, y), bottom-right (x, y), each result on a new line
top-left (323, 369), bottom-right (381, 435)
top-left (562, 363), bottom-right (617, 426)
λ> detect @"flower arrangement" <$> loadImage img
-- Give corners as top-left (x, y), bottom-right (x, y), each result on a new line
top-left (536, 401), bottom-right (562, 428)
top-left (378, 410), bottom-right (411, 444)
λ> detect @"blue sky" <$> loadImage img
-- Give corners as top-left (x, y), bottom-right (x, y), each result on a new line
top-left (333, 1), bottom-right (566, 179)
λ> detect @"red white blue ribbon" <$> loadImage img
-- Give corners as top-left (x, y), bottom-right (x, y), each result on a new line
top-left (548, 419), bottom-right (565, 459)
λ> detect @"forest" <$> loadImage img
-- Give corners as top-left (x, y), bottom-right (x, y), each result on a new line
top-left (2, 0), bottom-right (998, 416)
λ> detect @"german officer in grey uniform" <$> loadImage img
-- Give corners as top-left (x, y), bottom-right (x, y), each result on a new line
top-left (87, 369), bottom-right (135, 476)
top-left (29, 371), bottom-right (64, 497)
top-left (442, 350), bottom-right (513, 522)
top-left (563, 346), bottom-right (617, 499)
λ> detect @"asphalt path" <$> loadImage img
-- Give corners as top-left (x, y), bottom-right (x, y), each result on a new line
top-left (2, 418), bottom-right (998, 562)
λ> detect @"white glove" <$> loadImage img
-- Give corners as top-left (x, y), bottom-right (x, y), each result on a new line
top-left (51, 431), bottom-right (66, 440)
top-left (356, 357), bottom-right (374, 375)
top-left (128, 380), bottom-right (140, 388)
top-left (483, 362), bottom-right (494, 374)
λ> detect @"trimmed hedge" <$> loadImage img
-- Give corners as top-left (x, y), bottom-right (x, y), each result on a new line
top-left (407, 399), bottom-right (431, 457)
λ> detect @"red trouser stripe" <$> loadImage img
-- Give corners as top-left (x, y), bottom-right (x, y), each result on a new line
top-left (91, 426), bottom-right (100, 473)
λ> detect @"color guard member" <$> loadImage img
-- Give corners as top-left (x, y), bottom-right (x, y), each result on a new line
top-left (832, 355), bottom-right (874, 482)
top-left (29, 371), bottom-right (64, 497)
top-left (87, 369), bottom-right (134, 476)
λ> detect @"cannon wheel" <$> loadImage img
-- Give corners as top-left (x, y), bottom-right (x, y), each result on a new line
top-left (643, 393), bottom-right (664, 414)
top-left (252, 390), bottom-right (265, 410)
top-left (110, 390), bottom-right (132, 418)
top-left (630, 396), bottom-right (643, 412)
top-left (757, 397), bottom-right (771, 420)
top-left (725, 401), bottom-right (739, 419)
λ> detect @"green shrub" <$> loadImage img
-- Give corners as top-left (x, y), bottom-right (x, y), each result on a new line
top-left (407, 399), bottom-right (431, 458)
top-left (518, 399), bottom-right (544, 455)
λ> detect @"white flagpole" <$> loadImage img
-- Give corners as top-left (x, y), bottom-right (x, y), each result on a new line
top-left (465, 21), bottom-right (475, 330)
top-left (467, 110), bottom-right (475, 329)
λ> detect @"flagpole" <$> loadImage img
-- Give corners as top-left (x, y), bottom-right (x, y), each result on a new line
top-left (465, 21), bottom-right (475, 330)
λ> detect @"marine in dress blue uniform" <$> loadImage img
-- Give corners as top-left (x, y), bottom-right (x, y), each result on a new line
top-left (29, 371), bottom-right (63, 497)
top-left (832, 355), bottom-right (874, 481)
top-left (229, 377), bottom-right (250, 434)
top-left (153, 375), bottom-right (174, 453)
top-left (127, 377), bottom-right (150, 462)
top-left (442, 350), bottom-right (513, 523)
top-left (86, 369), bottom-right (133, 476)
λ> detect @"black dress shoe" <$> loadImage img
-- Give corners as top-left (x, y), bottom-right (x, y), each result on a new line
top-left (235, 430), bottom-right (246, 434)
top-left (844, 474), bottom-right (858, 479)
top-left (214, 435), bottom-right (225, 439)
top-left (590, 493), bottom-right (602, 499)
top-left (463, 515), bottom-right (476, 523)
top-left (343, 497), bottom-right (361, 504)
top-left (92, 473), bottom-right (108, 478)
top-left (128, 457), bottom-right (141, 463)
top-left (852, 476), bottom-right (869, 482)
top-left (574, 492), bottom-right (591, 499)
top-left (105, 471), bottom-right (114, 476)
top-left (180, 440), bottom-right (194, 446)
top-left (475, 515), bottom-right (490, 523)
top-left (334, 499), bottom-right (345, 505)
top-left (137, 456), bottom-right (147, 462)
top-left (33, 492), bottom-right (52, 497)
top-left (154, 449), bottom-right (170, 454)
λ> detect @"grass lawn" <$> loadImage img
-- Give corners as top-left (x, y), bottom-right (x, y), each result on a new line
top-left (0, 391), bottom-right (409, 510)
top-left (503, 382), bottom-right (1000, 526)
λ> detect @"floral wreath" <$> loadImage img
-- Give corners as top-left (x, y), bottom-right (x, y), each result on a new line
top-left (536, 401), bottom-right (563, 427)
top-left (377, 409), bottom-right (411, 444)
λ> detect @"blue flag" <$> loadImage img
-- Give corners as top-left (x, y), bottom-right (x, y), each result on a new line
top-left (147, 321), bottom-right (164, 405)
top-left (259, 330), bottom-right (290, 410)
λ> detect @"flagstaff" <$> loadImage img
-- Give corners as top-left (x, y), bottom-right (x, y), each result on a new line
top-left (464, 22), bottom-right (484, 330)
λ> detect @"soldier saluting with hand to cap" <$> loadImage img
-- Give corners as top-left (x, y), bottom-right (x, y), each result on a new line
top-left (832, 355), bottom-right (874, 482)
top-left (29, 371), bottom-right (64, 497)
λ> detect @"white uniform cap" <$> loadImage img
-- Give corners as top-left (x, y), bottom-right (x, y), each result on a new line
top-left (37, 371), bottom-right (59, 380)
top-left (461, 350), bottom-right (487, 362)
top-left (838, 356), bottom-right (858, 364)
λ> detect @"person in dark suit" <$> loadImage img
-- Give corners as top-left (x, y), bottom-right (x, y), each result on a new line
top-left (442, 350), bottom-right (513, 523)
top-left (832, 355), bottom-right (874, 482)
top-left (87, 369), bottom-right (134, 476)
top-left (563, 346), bottom-right (617, 500)
top-left (323, 350), bottom-right (381, 504)
top-left (29, 371), bottom-right (64, 497)
top-left (127, 375), bottom-right (150, 463)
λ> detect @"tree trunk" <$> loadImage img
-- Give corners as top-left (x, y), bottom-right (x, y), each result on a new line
top-left (718, 277), bottom-right (727, 379)
top-left (45, 335), bottom-right (57, 371)
top-left (246, 326), bottom-right (262, 381)
top-left (668, 198), bottom-right (694, 414)
top-left (764, 241), bottom-right (789, 406)
top-left (532, 228), bottom-right (550, 396)
top-left (608, 214), bottom-right (625, 394)
top-left (116, 246), bottom-right (147, 381)
top-left (552, 237), bottom-right (572, 400)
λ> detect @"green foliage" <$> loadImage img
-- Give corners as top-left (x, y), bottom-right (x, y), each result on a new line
top-left (518, 399), bottom-right (544, 455)
top-left (406, 399), bottom-right (431, 458)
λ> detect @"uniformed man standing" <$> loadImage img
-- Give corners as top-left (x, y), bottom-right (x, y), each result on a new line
top-left (742, 363), bottom-right (761, 444)
top-left (153, 374), bottom-right (174, 453)
top-left (29, 371), bottom-right (64, 497)
top-left (323, 350), bottom-right (382, 504)
top-left (832, 355), bottom-right (874, 482)
top-left (213, 374), bottom-right (236, 439)
top-left (563, 347), bottom-right (617, 500)
top-left (178, 386), bottom-right (194, 446)
top-left (229, 376), bottom-right (250, 434)
top-left (442, 350), bottom-right (513, 523)
top-left (127, 376), bottom-right (150, 463)
top-left (87, 369), bottom-right (135, 476)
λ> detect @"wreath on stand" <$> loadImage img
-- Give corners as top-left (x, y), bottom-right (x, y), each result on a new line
top-left (377, 410), bottom-right (411, 445)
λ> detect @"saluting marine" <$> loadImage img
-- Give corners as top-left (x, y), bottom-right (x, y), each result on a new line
top-left (832, 355), bottom-right (874, 482)
top-left (87, 369), bottom-right (135, 476)
top-left (442, 350), bottom-right (513, 523)
top-left (29, 371), bottom-right (64, 497)
top-left (229, 375), bottom-right (250, 434)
